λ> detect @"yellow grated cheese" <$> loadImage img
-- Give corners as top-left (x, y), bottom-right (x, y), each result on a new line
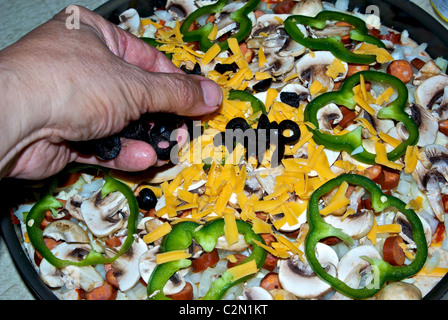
top-left (326, 59), bottom-right (346, 79)
top-left (378, 131), bottom-right (401, 148)
top-left (376, 87), bottom-right (395, 105)
top-left (226, 254), bottom-right (238, 263)
top-left (360, 74), bottom-right (368, 101)
top-left (405, 196), bottom-right (424, 211)
top-left (142, 222), bottom-right (172, 244)
top-left (202, 43), bottom-right (221, 65)
top-left (418, 267), bottom-right (448, 277)
top-left (255, 71), bottom-right (272, 81)
top-left (376, 223), bottom-right (402, 234)
top-left (208, 23), bottom-right (218, 40)
top-left (252, 239), bottom-right (280, 257)
top-left (282, 72), bottom-right (299, 83)
top-left (353, 43), bottom-right (394, 63)
top-left (226, 259), bottom-right (258, 281)
top-left (273, 16), bottom-right (284, 25)
top-left (341, 207), bottom-right (356, 221)
top-left (353, 94), bottom-right (375, 115)
top-left (156, 250), bottom-right (192, 264)
top-left (374, 142), bottom-right (404, 170)
top-left (309, 80), bottom-right (326, 95)
top-left (274, 234), bottom-right (303, 256)
top-left (319, 195), bottom-right (351, 216)
top-left (398, 242), bottom-right (415, 260)
top-left (224, 213), bottom-right (239, 245)
top-left (404, 145), bottom-right (419, 174)
top-left (367, 218), bottom-right (378, 245)
top-left (355, 118), bottom-right (377, 136)
top-left (258, 46), bottom-right (268, 67)
top-left (252, 218), bottom-right (273, 234)
top-left (253, 193), bottom-right (289, 212)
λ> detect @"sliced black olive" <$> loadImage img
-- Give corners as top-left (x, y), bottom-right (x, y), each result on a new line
top-left (279, 119), bottom-right (301, 145)
top-left (181, 62), bottom-right (201, 75)
top-left (226, 117), bottom-right (251, 131)
top-left (136, 187), bottom-right (158, 211)
top-left (94, 135), bottom-right (121, 160)
top-left (280, 92), bottom-right (306, 108)
top-left (120, 119), bottom-right (150, 142)
top-left (252, 78), bottom-right (273, 92)
top-left (148, 122), bottom-right (178, 161)
top-left (214, 62), bottom-right (238, 74)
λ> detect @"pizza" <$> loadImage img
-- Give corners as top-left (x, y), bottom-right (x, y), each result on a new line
top-left (13, 0), bottom-right (448, 300)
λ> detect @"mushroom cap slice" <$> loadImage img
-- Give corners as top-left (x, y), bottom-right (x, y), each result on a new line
top-left (336, 245), bottom-right (381, 294)
top-left (240, 286), bottom-right (273, 300)
top-left (415, 75), bottom-right (448, 121)
top-left (43, 220), bottom-right (90, 244)
top-left (278, 243), bottom-right (339, 299)
top-left (39, 243), bottom-right (104, 292)
top-left (291, 0), bottom-right (323, 17)
top-left (111, 237), bottom-right (148, 292)
top-left (323, 210), bottom-right (374, 240)
top-left (118, 9), bottom-right (142, 36)
top-left (396, 104), bottom-right (438, 147)
top-left (80, 190), bottom-right (128, 237)
top-left (316, 103), bottom-right (343, 134)
top-left (376, 281), bottom-right (422, 300)
top-left (419, 144), bottom-right (448, 181)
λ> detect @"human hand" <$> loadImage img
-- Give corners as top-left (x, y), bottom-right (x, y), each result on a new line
top-left (0, 5), bottom-right (222, 180)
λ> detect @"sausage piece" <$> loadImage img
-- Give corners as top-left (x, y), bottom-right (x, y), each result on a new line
top-left (383, 236), bottom-right (406, 266)
top-left (260, 272), bottom-right (282, 291)
top-left (167, 282), bottom-right (194, 300)
top-left (85, 282), bottom-right (117, 300)
top-left (191, 249), bottom-right (220, 273)
top-left (386, 60), bottom-right (414, 84)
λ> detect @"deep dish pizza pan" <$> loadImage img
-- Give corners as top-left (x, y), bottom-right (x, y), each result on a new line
top-left (1, 0), bottom-right (448, 300)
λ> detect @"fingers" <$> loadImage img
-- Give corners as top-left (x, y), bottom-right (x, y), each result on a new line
top-left (134, 71), bottom-right (223, 117)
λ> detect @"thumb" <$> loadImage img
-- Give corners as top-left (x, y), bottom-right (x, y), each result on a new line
top-left (136, 71), bottom-right (223, 117)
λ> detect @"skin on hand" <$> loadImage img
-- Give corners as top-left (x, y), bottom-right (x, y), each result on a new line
top-left (0, 5), bottom-right (222, 180)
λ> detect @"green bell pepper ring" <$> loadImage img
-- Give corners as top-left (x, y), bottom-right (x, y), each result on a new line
top-left (147, 218), bottom-right (267, 300)
top-left (304, 70), bottom-right (419, 165)
top-left (284, 11), bottom-right (386, 64)
top-left (180, 0), bottom-right (260, 53)
top-left (228, 89), bottom-right (266, 115)
top-left (26, 168), bottom-right (139, 269)
top-left (306, 173), bottom-right (428, 299)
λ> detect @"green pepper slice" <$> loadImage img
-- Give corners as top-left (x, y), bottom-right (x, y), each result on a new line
top-left (304, 70), bottom-right (419, 165)
top-left (306, 173), bottom-right (428, 299)
top-left (284, 11), bottom-right (385, 64)
top-left (26, 166), bottom-right (139, 268)
top-left (147, 218), bottom-right (267, 300)
top-left (180, 0), bottom-right (260, 52)
top-left (228, 89), bottom-right (266, 115)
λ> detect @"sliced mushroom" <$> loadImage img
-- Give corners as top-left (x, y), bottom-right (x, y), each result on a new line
top-left (39, 243), bottom-right (104, 292)
top-left (412, 162), bottom-right (446, 221)
top-left (419, 144), bottom-right (448, 181)
top-left (324, 209), bottom-right (374, 240)
top-left (215, 233), bottom-right (249, 251)
top-left (239, 286), bottom-right (274, 300)
top-left (64, 194), bottom-right (84, 221)
top-left (376, 281), bottom-right (422, 300)
top-left (361, 104), bottom-right (395, 139)
top-left (396, 104), bottom-right (438, 147)
top-left (413, 60), bottom-right (443, 86)
top-left (278, 243), bottom-right (339, 299)
top-left (43, 220), bottom-right (89, 244)
top-left (290, 0), bottom-right (323, 17)
top-left (80, 190), bottom-right (129, 238)
top-left (118, 9), bottom-right (142, 36)
top-left (414, 75), bottom-right (448, 121)
top-left (394, 212), bottom-right (432, 249)
top-left (336, 245), bottom-right (381, 297)
top-left (110, 237), bottom-right (148, 291)
top-left (165, 0), bottom-right (198, 20)
top-left (295, 51), bottom-right (348, 94)
top-left (139, 245), bottom-right (189, 295)
top-left (317, 103), bottom-right (343, 133)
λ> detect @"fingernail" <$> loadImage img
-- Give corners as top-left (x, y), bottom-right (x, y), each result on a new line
top-left (201, 80), bottom-right (222, 108)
